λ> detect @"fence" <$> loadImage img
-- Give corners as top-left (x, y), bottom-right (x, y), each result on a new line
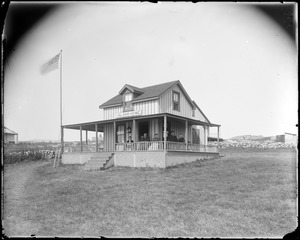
top-left (64, 141), bottom-right (219, 153)
top-left (115, 141), bottom-right (218, 153)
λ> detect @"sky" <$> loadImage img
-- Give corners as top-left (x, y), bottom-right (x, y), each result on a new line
top-left (3, 2), bottom-right (298, 141)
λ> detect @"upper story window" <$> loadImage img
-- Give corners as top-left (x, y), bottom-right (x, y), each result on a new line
top-left (173, 91), bottom-right (180, 111)
top-left (123, 93), bottom-right (133, 111)
top-left (124, 93), bottom-right (133, 102)
top-left (192, 109), bottom-right (195, 117)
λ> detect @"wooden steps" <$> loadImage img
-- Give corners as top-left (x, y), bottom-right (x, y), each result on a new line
top-left (83, 153), bottom-right (114, 171)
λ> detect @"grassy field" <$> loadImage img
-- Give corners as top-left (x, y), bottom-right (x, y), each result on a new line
top-left (3, 148), bottom-right (297, 237)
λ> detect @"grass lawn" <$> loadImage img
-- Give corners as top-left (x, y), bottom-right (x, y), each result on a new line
top-left (3, 148), bottom-right (297, 237)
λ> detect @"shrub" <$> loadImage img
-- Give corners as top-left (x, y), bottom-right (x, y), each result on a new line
top-left (4, 149), bottom-right (56, 165)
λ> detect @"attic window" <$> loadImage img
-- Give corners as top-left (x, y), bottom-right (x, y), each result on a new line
top-left (123, 93), bottom-right (133, 111)
top-left (173, 91), bottom-right (180, 111)
top-left (124, 93), bottom-right (133, 102)
top-left (192, 109), bottom-right (195, 117)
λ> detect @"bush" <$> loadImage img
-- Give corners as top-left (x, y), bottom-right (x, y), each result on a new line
top-left (4, 149), bottom-right (56, 164)
top-left (208, 140), bottom-right (296, 149)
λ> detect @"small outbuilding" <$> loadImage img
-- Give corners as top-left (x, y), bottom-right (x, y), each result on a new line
top-left (4, 127), bottom-right (18, 144)
top-left (276, 132), bottom-right (297, 145)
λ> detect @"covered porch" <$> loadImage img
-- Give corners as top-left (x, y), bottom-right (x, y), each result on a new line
top-left (61, 113), bottom-right (221, 154)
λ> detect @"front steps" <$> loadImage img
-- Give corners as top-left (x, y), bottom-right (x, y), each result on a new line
top-left (83, 153), bottom-right (114, 171)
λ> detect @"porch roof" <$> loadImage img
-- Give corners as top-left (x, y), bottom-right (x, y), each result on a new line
top-left (62, 113), bottom-right (221, 132)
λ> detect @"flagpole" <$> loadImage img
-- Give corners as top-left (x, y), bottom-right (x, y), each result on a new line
top-left (60, 50), bottom-right (64, 153)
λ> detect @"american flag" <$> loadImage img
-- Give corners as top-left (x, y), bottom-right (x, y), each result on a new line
top-left (41, 53), bottom-right (61, 74)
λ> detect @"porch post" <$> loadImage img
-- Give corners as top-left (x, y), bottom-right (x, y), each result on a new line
top-left (133, 118), bottom-right (136, 141)
top-left (60, 126), bottom-right (64, 153)
top-left (113, 121), bottom-right (116, 151)
top-left (185, 120), bottom-right (188, 151)
top-left (217, 126), bottom-right (220, 146)
top-left (95, 124), bottom-right (98, 152)
top-left (207, 126), bottom-right (210, 142)
top-left (203, 125), bottom-right (206, 152)
top-left (164, 115), bottom-right (167, 151)
top-left (86, 130), bottom-right (88, 145)
top-left (80, 126), bottom-right (83, 152)
top-left (198, 126), bottom-right (201, 151)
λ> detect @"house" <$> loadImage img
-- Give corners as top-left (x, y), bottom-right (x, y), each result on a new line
top-left (4, 127), bottom-right (18, 144)
top-left (62, 80), bottom-right (221, 169)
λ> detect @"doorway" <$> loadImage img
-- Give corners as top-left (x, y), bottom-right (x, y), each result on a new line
top-left (138, 121), bottom-right (149, 140)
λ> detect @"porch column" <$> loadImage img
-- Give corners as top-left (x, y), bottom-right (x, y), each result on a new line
top-left (133, 119), bottom-right (136, 141)
top-left (60, 126), bottom-right (64, 153)
top-left (198, 126), bottom-right (201, 150)
top-left (80, 126), bottom-right (83, 152)
top-left (207, 126), bottom-right (210, 142)
top-left (185, 120), bottom-right (188, 151)
top-left (164, 115), bottom-right (167, 151)
top-left (203, 125), bottom-right (206, 151)
top-left (217, 126), bottom-right (220, 146)
top-left (95, 124), bottom-right (98, 152)
top-left (113, 121), bottom-right (116, 151)
top-left (86, 130), bottom-right (88, 145)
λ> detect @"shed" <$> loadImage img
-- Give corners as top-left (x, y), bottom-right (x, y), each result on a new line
top-left (4, 127), bottom-right (18, 144)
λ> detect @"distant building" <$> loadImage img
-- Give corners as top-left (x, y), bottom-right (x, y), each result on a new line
top-left (276, 133), bottom-right (297, 145)
top-left (4, 127), bottom-right (18, 144)
top-left (284, 132), bottom-right (297, 145)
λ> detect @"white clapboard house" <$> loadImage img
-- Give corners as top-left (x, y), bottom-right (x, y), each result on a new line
top-left (62, 80), bottom-right (221, 169)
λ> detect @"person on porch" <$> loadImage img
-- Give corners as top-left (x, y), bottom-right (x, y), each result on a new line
top-left (126, 135), bottom-right (134, 150)
top-left (178, 133), bottom-right (185, 150)
top-left (167, 131), bottom-right (178, 150)
top-left (152, 133), bottom-right (161, 150)
top-left (168, 131), bottom-right (178, 142)
top-left (139, 132), bottom-right (150, 150)
top-left (127, 135), bottom-right (134, 143)
top-left (178, 133), bottom-right (185, 142)
top-left (140, 132), bottom-right (150, 141)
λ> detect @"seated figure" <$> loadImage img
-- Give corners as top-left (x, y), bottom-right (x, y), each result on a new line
top-left (178, 133), bottom-right (185, 142)
top-left (151, 133), bottom-right (161, 150)
top-left (139, 133), bottom-right (150, 150)
top-left (126, 136), bottom-right (134, 150)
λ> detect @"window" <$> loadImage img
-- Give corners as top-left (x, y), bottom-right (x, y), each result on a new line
top-left (124, 93), bottom-right (132, 102)
top-left (123, 93), bottom-right (133, 111)
top-left (116, 125), bottom-right (125, 143)
top-left (173, 91), bottom-right (180, 111)
top-left (192, 109), bottom-right (195, 117)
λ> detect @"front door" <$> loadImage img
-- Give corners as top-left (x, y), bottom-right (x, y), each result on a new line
top-left (116, 124), bottom-right (126, 143)
top-left (138, 121), bottom-right (149, 140)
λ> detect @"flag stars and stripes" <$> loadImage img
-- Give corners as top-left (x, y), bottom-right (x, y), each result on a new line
top-left (41, 53), bottom-right (61, 74)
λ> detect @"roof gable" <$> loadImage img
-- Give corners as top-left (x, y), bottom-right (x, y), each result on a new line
top-left (192, 101), bottom-right (211, 123)
top-left (170, 81), bottom-right (195, 109)
top-left (4, 127), bottom-right (18, 135)
top-left (99, 80), bottom-right (179, 108)
top-left (118, 84), bottom-right (144, 95)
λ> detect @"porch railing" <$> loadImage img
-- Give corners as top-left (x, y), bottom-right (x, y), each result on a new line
top-left (64, 145), bottom-right (96, 153)
top-left (115, 141), bottom-right (218, 153)
top-left (63, 142), bottom-right (218, 153)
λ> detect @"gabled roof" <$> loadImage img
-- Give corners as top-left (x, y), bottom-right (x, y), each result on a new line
top-left (192, 101), bottom-right (211, 124)
top-left (119, 84), bottom-right (144, 95)
top-left (4, 127), bottom-right (18, 135)
top-left (99, 80), bottom-right (180, 108)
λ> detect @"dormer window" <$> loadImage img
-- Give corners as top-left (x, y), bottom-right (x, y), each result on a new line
top-left (124, 93), bottom-right (133, 102)
top-left (123, 92), bottom-right (133, 111)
